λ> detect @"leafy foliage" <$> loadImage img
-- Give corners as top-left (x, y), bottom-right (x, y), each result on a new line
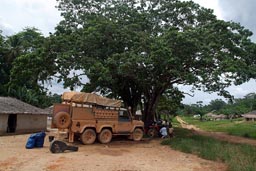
top-left (0, 28), bottom-right (57, 107)
top-left (52, 0), bottom-right (256, 122)
top-left (157, 88), bottom-right (184, 116)
top-left (0, 30), bottom-right (8, 94)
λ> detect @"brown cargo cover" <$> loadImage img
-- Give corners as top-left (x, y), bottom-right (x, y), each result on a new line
top-left (62, 92), bottom-right (121, 107)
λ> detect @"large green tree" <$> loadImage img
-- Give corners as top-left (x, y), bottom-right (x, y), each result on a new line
top-left (0, 28), bottom-right (56, 107)
top-left (52, 0), bottom-right (256, 122)
top-left (0, 30), bottom-right (8, 94)
top-left (7, 28), bottom-right (45, 90)
top-left (208, 99), bottom-right (226, 112)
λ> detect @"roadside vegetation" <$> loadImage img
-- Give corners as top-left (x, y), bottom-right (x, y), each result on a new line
top-left (176, 93), bottom-right (256, 118)
top-left (180, 116), bottom-right (256, 139)
top-left (162, 128), bottom-right (256, 171)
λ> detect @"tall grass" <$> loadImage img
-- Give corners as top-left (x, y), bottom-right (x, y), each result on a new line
top-left (162, 128), bottom-right (256, 171)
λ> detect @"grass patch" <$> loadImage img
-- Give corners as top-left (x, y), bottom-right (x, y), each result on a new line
top-left (171, 116), bottom-right (181, 127)
top-left (162, 128), bottom-right (256, 171)
top-left (180, 116), bottom-right (256, 139)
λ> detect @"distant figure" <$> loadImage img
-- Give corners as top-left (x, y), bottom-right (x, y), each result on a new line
top-left (159, 126), bottom-right (168, 139)
top-left (168, 127), bottom-right (174, 138)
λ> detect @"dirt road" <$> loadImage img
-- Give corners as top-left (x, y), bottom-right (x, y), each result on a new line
top-left (0, 133), bottom-right (226, 171)
top-left (176, 116), bottom-right (256, 146)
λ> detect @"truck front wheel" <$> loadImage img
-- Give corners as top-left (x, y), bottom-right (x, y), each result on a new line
top-left (80, 129), bottom-right (96, 145)
top-left (133, 128), bottom-right (143, 141)
top-left (98, 129), bottom-right (112, 144)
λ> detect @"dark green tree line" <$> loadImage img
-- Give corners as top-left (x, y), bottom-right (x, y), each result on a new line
top-left (181, 93), bottom-right (256, 116)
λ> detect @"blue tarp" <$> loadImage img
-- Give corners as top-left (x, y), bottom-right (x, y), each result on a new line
top-left (25, 132), bottom-right (46, 149)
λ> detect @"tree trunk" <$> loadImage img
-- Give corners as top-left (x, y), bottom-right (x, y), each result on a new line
top-left (119, 85), bottom-right (142, 115)
top-left (143, 89), bottom-right (164, 124)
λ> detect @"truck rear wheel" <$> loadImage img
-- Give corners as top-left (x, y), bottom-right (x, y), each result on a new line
top-left (80, 129), bottom-right (96, 145)
top-left (54, 112), bottom-right (71, 129)
top-left (133, 128), bottom-right (143, 141)
top-left (98, 129), bottom-right (112, 144)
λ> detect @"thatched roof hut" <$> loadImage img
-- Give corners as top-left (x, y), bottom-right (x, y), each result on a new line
top-left (242, 111), bottom-right (256, 121)
top-left (0, 97), bottom-right (49, 115)
top-left (0, 97), bottom-right (49, 135)
top-left (205, 113), bottom-right (227, 120)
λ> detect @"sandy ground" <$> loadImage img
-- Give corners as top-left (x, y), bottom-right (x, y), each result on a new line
top-left (0, 132), bottom-right (227, 171)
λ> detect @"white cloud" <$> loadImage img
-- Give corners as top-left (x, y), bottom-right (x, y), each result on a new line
top-left (0, 17), bottom-right (14, 35)
top-left (0, 0), bottom-right (62, 36)
top-left (226, 80), bottom-right (256, 98)
top-left (218, 0), bottom-right (256, 41)
top-left (192, 0), bottom-right (223, 19)
top-left (44, 70), bottom-right (89, 95)
top-left (179, 79), bottom-right (256, 105)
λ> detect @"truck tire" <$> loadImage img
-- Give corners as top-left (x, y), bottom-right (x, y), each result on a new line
top-left (98, 129), bottom-right (112, 144)
top-left (80, 129), bottom-right (96, 145)
top-left (147, 128), bottom-right (157, 138)
top-left (133, 128), bottom-right (143, 141)
top-left (54, 112), bottom-right (71, 129)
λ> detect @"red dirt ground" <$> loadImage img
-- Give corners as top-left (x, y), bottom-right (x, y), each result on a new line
top-left (0, 132), bottom-right (227, 171)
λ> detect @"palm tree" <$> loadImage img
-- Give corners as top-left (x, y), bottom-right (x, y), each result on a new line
top-left (5, 35), bottom-right (22, 64)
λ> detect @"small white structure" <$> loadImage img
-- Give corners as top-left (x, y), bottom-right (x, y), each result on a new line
top-left (0, 97), bottom-right (49, 135)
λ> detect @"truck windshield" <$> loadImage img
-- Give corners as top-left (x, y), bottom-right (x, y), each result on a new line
top-left (119, 110), bottom-right (130, 122)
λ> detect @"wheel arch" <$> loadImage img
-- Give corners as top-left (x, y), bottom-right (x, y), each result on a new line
top-left (132, 126), bottom-right (144, 132)
top-left (97, 126), bottom-right (113, 133)
top-left (80, 126), bottom-right (96, 133)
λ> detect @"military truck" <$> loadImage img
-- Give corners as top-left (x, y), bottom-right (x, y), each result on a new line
top-left (52, 92), bottom-right (144, 144)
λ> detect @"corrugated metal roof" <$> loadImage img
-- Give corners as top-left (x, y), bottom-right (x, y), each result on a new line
top-left (0, 97), bottom-right (49, 115)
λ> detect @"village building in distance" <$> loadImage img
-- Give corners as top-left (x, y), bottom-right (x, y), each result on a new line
top-left (0, 97), bottom-right (49, 135)
top-left (242, 110), bottom-right (256, 121)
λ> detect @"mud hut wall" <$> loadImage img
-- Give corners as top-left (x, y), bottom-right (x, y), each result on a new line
top-left (0, 115), bottom-right (8, 134)
top-left (16, 114), bottom-right (47, 133)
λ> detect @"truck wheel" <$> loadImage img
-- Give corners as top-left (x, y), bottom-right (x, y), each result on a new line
top-left (147, 128), bottom-right (157, 138)
top-left (80, 129), bottom-right (96, 145)
top-left (54, 112), bottom-right (71, 129)
top-left (133, 128), bottom-right (143, 141)
top-left (98, 129), bottom-right (112, 144)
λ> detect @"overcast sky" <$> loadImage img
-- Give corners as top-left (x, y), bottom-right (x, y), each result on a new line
top-left (0, 0), bottom-right (255, 104)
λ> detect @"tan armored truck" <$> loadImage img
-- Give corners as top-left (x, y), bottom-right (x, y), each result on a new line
top-left (52, 92), bottom-right (144, 144)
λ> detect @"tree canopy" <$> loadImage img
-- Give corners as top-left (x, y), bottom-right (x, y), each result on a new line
top-left (1, 1), bottom-right (255, 119)
top-left (0, 28), bottom-right (59, 107)
top-left (50, 0), bottom-right (256, 122)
